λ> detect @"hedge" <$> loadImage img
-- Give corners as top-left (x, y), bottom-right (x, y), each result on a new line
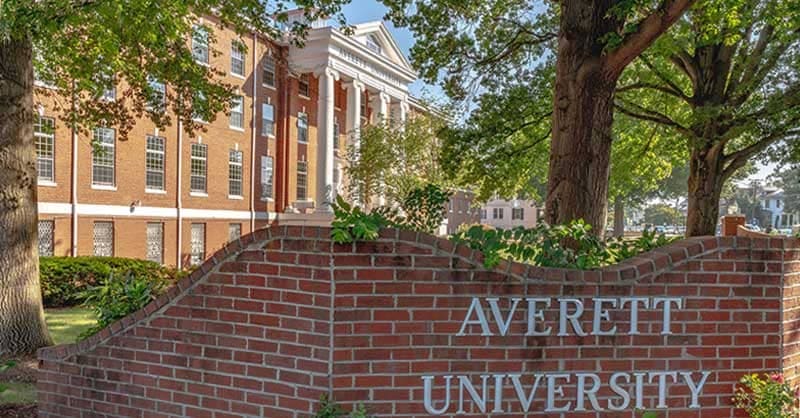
top-left (39, 257), bottom-right (185, 308)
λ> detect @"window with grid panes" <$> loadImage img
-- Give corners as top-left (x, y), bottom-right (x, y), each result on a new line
top-left (145, 223), bottom-right (163, 264)
top-left (192, 25), bottom-right (209, 64)
top-left (261, 156), bottom-right (273, 200)
top-left (231, 41), bottom-right (245, 77)
top-left (229, 223), bottom-right (242, 242)
top-left (38, 220), bottom-right (54, 256)
top-left (145, 135), bottom-right (165, 191)
top-left (35, 116), bottom-right (55, 182)
top-left (190, 143), bottom-right (207, 193)
top-left (190, 223), bottom-right (205, 265)
top-left (93, 221), bottom-right (114, 256)
top-left (92, 127), bottom-right (115, 186)
top-left (297, 112), bottom-right (308, 143)
top-left (298, 74), bottom-right (310, 97)
top-left (512, 208), bottom-right (524, 220)
top-left (229, 150), bottom-right (243, 197)
top-left (297, 160), bottom-right (308, 200)
top-left (262, 102), bottom-right (274, 136)
top-left (262, 56), bottom-right (276, 87)
top-left (230, 96), bottom-right (244, 129)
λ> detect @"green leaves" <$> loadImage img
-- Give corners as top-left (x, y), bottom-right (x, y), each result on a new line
top-left (314, 395), bottom-right (373, 418)
top-left (734, 373), bottom-right (799, 418)
top-left (451, 221), bottom-right (679, 269)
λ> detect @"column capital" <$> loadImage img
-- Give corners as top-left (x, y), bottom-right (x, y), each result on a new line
top-left (313, 65), bottom-right (340, 81)
top-left (399, 100), bottom-right (410, 112)
top-left (344, 79), bottom-right (366, 92)
top-left (377, 91), bottom-right (391, 103)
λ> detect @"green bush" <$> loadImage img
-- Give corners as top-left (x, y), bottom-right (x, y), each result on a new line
top-left (0, 361), bottom-right (16, 394)
top-left (314, 395), bottom-right (372, 418)
top-left (40, 256), bottom-right (183, 307)
top-left (80, 271), bottom-right (168, 338)
top-left (734, 373), bottom-right (799, 417)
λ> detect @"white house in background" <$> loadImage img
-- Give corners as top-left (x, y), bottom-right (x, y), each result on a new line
top-left (479, 199), bottom-right (539, 229)
top-left (762, 189), bottom-right (799, 228)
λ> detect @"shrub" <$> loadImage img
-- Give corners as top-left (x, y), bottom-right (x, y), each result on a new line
top-left (452, 222), bottom-right (680, 269)
top-left (314, 395), bottom-right (372, 418)
top-left (80, 271), bottom-right (168, 338)
top-left (734, 373), bottom-right (799, 418)
top-left (39, 256), bottom-right (183, 307)
top-left (0, 361), bottom-right (15, 394)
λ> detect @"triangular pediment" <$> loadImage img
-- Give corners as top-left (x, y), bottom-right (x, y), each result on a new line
top-left (349, 21), bottom-right (414, 72)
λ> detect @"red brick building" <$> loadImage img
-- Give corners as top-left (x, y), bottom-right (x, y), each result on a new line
top-left (34, 11), bottom-right (421, 267)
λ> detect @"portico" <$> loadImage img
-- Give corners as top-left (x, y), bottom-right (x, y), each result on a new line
top-left (289, 20), bottom-right (416, 212)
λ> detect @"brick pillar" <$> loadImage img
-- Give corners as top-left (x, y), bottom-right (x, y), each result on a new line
top-left (721, 215), bottom-right (745, 236)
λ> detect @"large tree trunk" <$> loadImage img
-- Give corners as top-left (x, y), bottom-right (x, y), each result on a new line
top-left (613, 198), bottom-right (625, 238)
top-left (545, 1), bottom-right (620, 235)
top-left (0, 36), bottom-right (53, 357)
top-left (685, 142), bottom-right (725, 237)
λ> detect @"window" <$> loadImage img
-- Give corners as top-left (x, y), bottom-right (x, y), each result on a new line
top-left (512, 208), bottom-right (524, 220)
top-left (98, 73), bottom-right (116, 101)
top-left (262, 56), bottom-right (276, 87)
top-left (493, 207), bottom-right (504, 220)
top-left (147, 77), bottom-right (166, 112)
top-left (146, 223), bottom-right (163, 264)
top-left (231, 41), bottom-right (245, 77)
top-left (38, 220), bottom-right (54, 256)
top-left (333, 118), bottom-right (340, 150)
top-left (192, 25), bottom-right (209, 65)
top-left (145, 135), bottom-right (165, 191)
top-left (262, 102), bottom-right (275, 136)
top-left (190, 143), bottom-right (207, 193)
top-left (298, 74), bottom-right (310, 97)
top-left (366, 35), bottom-right (382, 55)
top-left (229, 150), bottom-right (243, 197)
top-left (93, 221), bottom-right (114, 257)
top-left (35, 116), bottom-right (55, 183)
top-left (230, 96), bottom-right (244, 129)
top-left (92, 127), bottom-right (115, 186)
top-left (261, 156), bottom-right (274, 200)
top-left (480, 209), bottom-right (487, 220)
top-left (192, 91), bottom-right (207, 123)
top-left (297, 160), bottom-right (308, 200)
top-left (190, 223), bottom-right (205, 265)
top-left (229, 223), bottom-right (242, 242)
top-left (297, 112), bottom-right (308, 143)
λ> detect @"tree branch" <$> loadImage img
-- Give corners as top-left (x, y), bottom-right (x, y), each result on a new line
top-left (668, 49), bottom-right (699, 91)
top-left (605, 0), bottom-right (697, 76)
top-left (615, 100), bottom-right (693, 137)
top-left (633, 55), bottom-right (693, 104)
top-left (722, 128), bottom-right (800, 180)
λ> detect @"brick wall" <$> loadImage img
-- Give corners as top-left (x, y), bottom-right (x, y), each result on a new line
top-left (38, 227), bottom-right (800, 417)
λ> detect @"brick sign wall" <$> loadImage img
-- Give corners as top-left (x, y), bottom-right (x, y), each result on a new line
top-left (38, 226), bottom-right (800, 417)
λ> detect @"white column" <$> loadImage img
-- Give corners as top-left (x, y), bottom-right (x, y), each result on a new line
top-left (344, 79), bottom-right (365, 149)
top-left (315, 67), bottom-right (339, 213)
top-left (370, 91), bottom-right (390, 124)
top-left (393, 99), bottom-right (409, 128)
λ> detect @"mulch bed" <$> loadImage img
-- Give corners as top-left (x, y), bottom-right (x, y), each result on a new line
top-left (0, 404), bottom-right (37, 418)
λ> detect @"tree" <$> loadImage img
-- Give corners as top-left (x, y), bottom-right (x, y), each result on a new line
top-left (778, 166), bottom-right (800, 215)
top-left (615, 0), bottom-right (800, 236)
top-left (0, 0), bottom-right (347, 356)
top-left (644, 203), bottom-right (683, 226)
top-left (345, 111), bottom-right (452, 207)
top-left (382, 0), bottom-right (695, 234)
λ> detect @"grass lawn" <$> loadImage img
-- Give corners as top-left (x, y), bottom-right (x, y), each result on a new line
top-left (0, 307), bottom-right (96, 406)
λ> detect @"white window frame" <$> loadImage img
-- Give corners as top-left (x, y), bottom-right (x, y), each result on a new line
top-left (38, 220), bottom-right (54, 257)
top-left (261, 155), bottom-right (274, 201)
top-left (297, 112), bottom-right (308, 143)
top-left (230, 95), bottom-right (244, 130)
top-left (35, 116), bottom-right (55, 184)
top-left (145, 135), bottom-right (166, 192)
top-left (262, 102), bottom-right (275, 137)
top-left (93, 221), bottom-right (114, 257)
top-left (297, 160), bottom-right (308, 201)
top-left (190, 143), bottom-right (207, 194)
top-left (147, 77), bottom-right (166, 113)
top-left (229, 223), bottom-right (242, 242)
top-left (190, 223), bottom-right (205, 265)
top-left (146, 222), bottom-right (164, 264)
top-left (92, 127), bottom-right (116, 187)
top-left (512, 207), bottom-right (524, 221)
top-left (228, 149), bottom-right (244, 198)
top-left (262, 56), bottom-right (276, 87)
top-left (298, 74), bottom-right (310, 98)
top-left (231, 41), bottom-right (245, 77)
top-left (192, 25), bottom-right (209, 65)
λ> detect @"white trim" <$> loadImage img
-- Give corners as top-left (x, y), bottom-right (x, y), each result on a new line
top-left (91, 184), bottom-right (117, 191)
top-left (190, 192), bottom-right (209, 198)
top-left (229, 126), bottom-right (245, 132)
top-left (38, 181), bottom-right (58, 188)
top-left (228, 195), bottom-right (244, 200)
top-left (38, 201), bottom-right (276, 221)
top-left (145, 189), bottom-right (167, 195)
